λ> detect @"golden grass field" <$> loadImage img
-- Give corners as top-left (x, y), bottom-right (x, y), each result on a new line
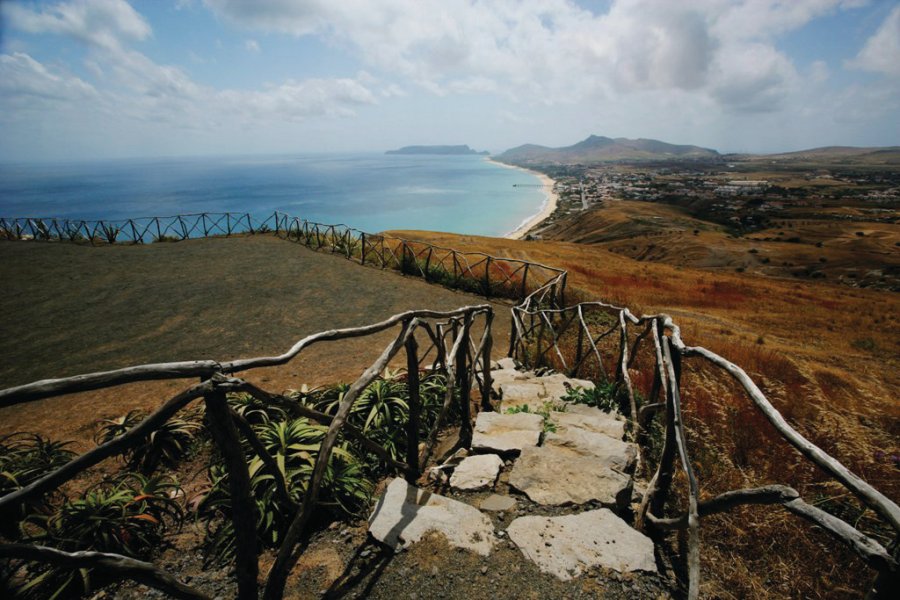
top-left (390, 228), bottom-right (899, 599)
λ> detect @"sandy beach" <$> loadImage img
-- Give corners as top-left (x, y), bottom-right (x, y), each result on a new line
top-left (486, 158), bottom-right (559, 239)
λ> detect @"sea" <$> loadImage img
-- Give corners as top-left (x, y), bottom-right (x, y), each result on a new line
top-left (0, 153), bottom-right (547, 237)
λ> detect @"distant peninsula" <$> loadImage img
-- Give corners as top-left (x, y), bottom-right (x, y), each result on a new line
top-left (386, 144), bottom-right (489, 156)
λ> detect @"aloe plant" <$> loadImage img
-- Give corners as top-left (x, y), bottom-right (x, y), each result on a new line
top-left (12, 473), bottom-right (183, 599)
top-left (94, 409), bottom-right (202, 473)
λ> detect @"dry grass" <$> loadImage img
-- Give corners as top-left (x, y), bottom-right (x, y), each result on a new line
top-left (390, 229), bottom-right (899, 599)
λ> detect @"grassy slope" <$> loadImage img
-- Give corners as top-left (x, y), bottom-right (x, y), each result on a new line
top-left (389, 229), bottom-right (899, 599)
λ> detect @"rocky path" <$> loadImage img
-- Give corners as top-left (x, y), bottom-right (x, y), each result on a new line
top-left (367, 358), bottom-right (666, 593)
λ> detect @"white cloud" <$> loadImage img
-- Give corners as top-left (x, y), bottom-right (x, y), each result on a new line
top-left (847, 5), bottom-right (900, 77)
top-left (0, 52), bottom-right (98, 109)
top-left (200, 0), bottom-right (861, 113)
top-left (3, 0), bottom-right (151, 50)
top-left (244, 39), bottom-right (260, 53)
top-left (1, 0), bottom-right (377, 130)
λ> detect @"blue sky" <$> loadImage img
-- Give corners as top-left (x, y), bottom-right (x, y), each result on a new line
top-left (1, 0), bottom-right (898, 161)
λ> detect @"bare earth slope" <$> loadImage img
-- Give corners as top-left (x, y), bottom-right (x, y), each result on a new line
top-left (0, 235), bottom-right (511, 448)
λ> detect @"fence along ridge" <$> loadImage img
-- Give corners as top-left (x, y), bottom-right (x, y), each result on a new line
top-left (2, 210), bottom-right (897, 597)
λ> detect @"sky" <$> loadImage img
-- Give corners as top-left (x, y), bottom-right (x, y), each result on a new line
top-left (0, 0), bottom-right (898, 161)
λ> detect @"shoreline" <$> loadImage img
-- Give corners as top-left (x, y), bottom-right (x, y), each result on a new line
top-left (486, 157), bottom-right (559, 239)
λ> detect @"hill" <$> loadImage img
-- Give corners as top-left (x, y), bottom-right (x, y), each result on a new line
top-left (733, 145), bottom-right (900, 166)
top-left (386, 144), bottom-right (488, 155)
top-left (495, 135), bottom-right (720, 165)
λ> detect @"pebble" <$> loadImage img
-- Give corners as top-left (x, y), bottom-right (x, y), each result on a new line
top-left (360, 549), bottom-right (372, 558)
top-left (480, 566), bottom-right (488, 575)
top-left (431, 566), bottom-right (440, 576)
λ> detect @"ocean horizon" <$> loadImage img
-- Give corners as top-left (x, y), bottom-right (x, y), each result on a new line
top-left (0, 153), bottom-right (548, 238)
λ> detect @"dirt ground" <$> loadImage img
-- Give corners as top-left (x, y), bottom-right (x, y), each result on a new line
top-left (0, 235), bottom-right (511, 450)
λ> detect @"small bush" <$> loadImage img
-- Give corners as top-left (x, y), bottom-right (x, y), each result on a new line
top-left (94, 409), bottom-right (202, 473)
top-left (561, 383), bottom-right (618, 413)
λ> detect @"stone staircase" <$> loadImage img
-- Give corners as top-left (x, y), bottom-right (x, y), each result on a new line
top-left (367, 358), bottom-right (659, 583)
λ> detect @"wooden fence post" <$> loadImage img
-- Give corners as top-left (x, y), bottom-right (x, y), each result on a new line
top-left (405, 335), bottom-right (421, 483)
top-left (481, 311), bottom-right (494, 412)
top-left (483, 257), bottom-right (492, 297)
top-left (204, 387), bottom-right (258, 600)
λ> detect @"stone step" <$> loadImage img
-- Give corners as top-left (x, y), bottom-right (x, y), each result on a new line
top-left (509, 444), bottom-right (633, 507)
top-left (471, 411), bottom-right (543, 454)
top-left (368, 478), bottom-right (495, 556)
top-left (506, 509), bottom-right (658, 580)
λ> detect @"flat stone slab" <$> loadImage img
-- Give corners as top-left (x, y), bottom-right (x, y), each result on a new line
top-left (550, 407), bottom-right (625, 440)
top-left (497, 381), bottom-right (547, 408)
top-left (544, 428), bottom-right (636, 472)
top-left (368, 478), bottom-right (495, 556)
top-left (479, 494), bottom-right (517, 512)
top-left (472, 412), bottom-right (543, 454)
top-left (449, 454), bottom-right (504, 491)
top-left (507, 509), bottom-right (657, 580)
top-left (540, 373), bottom-right (595, 401)
top-left (509, 445), bottom-right (632, 507)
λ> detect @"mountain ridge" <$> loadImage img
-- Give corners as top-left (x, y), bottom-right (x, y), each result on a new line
top-left (495, 135), bottom-right (720, 165)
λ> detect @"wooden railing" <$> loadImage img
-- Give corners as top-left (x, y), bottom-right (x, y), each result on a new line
top-left (4, 208), bottom-right (896, 596)
top-left (510, 290), bottom-right (899, 599)
top-left (0, 212), bottom-right (278, 244)
top-left (272, 212), bottom-right (566, 304)
top-left (0, 305), bottom-right (494, 600)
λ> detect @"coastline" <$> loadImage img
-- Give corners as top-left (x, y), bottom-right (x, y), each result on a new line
top-left (486, 157), bottom-right (559, 239)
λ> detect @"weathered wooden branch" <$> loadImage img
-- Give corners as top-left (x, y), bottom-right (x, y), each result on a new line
top-left (0, 360), bottom-right (220, 406)
top-left (263, 318), bottom-right (418, 600)
top-left (647, 485), bottom-right (801, 529)
top-left (663, 336), bottom-right (700, 600)
top-left (675, 340), bottom-right (900, 534)
top-left (405, 335), bottom-right (422, 483)
top-left (205, 388), bottom-right (258, 600)
top-left (228, 407), bottom-right (296, 512)
top-left (645, 486), bottom-right (897, 574)
top-left (0, 544), bottom-right (210, 600)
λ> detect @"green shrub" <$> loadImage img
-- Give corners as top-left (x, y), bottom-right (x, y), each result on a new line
top-left (199, 417), bottom-right (371, 565)
top-left (13, 473), bottom-right (182, 599)
top-left (94, 409), bottom-right (202, 473)
top-left (0, 433), bottom-right (76, 536)
top-left (561, 382), bottom-right (618, 413)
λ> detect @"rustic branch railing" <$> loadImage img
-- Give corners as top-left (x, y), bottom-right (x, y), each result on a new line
top-left (510, 292), bottom-right (899, 598)
top-left (0, 305), bottom-right (494, 600)
top-left (0, 212), bottom-right (277, 245)
top-left (4, 208), bottom-right (897, 597)
top-left (272, 211), bottom-right (566, 304)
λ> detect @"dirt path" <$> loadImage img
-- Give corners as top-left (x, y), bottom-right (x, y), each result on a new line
top-left (0, 236), bottom-right (512, 448)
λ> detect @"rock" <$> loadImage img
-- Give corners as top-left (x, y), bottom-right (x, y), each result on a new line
top-left (489, 368), bottom-right (529, 395)
top-left (471, 412), bottom-right (542, 454)
top-left (550, 407), bottom-right (626, 440)
top-left (544, 428), bottom-right (637, 472)
top-left (497, 381), bottom-right (547, 410)
top-left (509, 445), bottom-right (632, 507)
top-left (479, 494), bottom-right (517, 512)
top-left (494, 357), bottom-right (519, 370)
top-left (540, 373), bottom-right (595, 400)
top-left (368, 478), bottom-right (495, 556)
top-left (506, 509), bottom-right (657, 580)
top-left (449, 454), bottom-right (504, 490)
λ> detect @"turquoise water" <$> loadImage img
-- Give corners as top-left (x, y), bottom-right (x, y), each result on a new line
top-left (0, 154), bottom-right (546, 237)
